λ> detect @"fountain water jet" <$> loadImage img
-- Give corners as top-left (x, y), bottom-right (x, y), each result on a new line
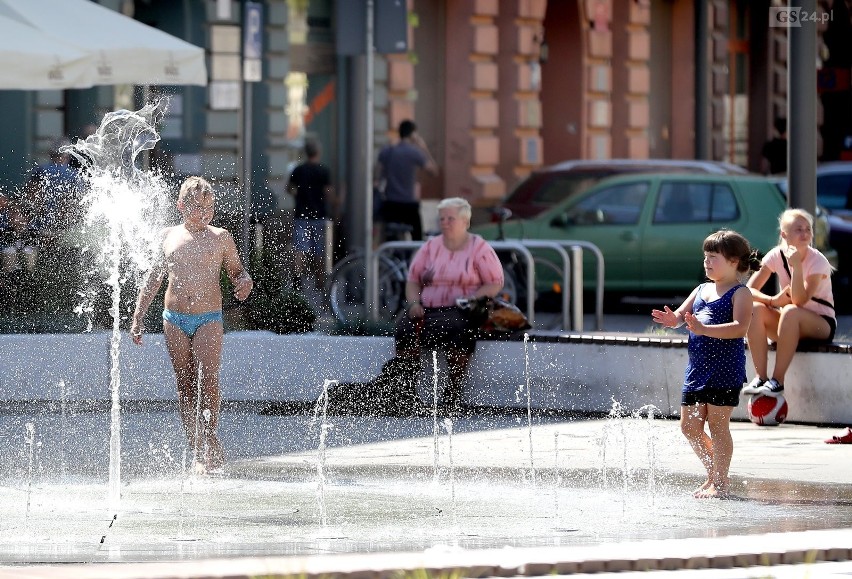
top-left (313, 379), bottom-right (335, 526)
top-left (24, 422), bottom-right (35, 521)
top-left (64, 101), bottom-right (173, 506)
top-left (443, 417), bottom-right (456, 526)
top-left (58, 380), bottom-right (67, 477)
top-left (523, 332), bottom-right (535, 484)
top-left (432, 350), bottom-right (439, 482)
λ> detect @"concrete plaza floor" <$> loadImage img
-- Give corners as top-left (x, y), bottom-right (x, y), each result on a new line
top-left (1, 310), bottom-right (850, 578)
top-left (1, 410), bottom-right (851, 578)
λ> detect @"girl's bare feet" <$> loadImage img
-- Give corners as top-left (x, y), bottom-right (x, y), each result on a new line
top-left (692, 479), bottom-right (711, 497)
top-left (694, 482), bottom-right (730, 499)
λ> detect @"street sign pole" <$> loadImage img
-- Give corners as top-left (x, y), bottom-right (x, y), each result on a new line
top-left (787, 1), bottom-right (817, 214)
top-left (242, 84), bottom-right (253, 263)
top-left (334, 0), bottom-right (407, 319)
top-left (242, 2), bottom-right (263, 264)
top-left (365, 0), bottom-right (376, 319)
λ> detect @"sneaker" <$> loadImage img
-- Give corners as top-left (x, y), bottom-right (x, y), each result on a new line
top-left (741, 376), bottom-right (766, 395)
top-left (758, 378), bottom-right (784, 397)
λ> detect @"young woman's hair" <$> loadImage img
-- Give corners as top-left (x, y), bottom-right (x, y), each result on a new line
top-left (703, 229), bottom-right (757, 274)
top-left (777, 208), bottom-right (814, 245)
top-left (437, 197), bottom-right (472, 221)
top-left (178, 175), bottom-right (213, 203)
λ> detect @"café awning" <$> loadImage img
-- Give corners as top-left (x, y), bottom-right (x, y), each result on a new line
top-left (0, 11), bottom-right (93, 90)
top-left (0, 0), bottom-right (207, 90)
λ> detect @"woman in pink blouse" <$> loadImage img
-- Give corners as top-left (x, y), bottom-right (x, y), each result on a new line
top-left (395, 197), bottom-right (504, 412)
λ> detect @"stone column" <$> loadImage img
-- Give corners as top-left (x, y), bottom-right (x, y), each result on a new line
top-left (583, 0), bottom-right (613, 159)
top-left (445, 0), bottom-right (504, 205)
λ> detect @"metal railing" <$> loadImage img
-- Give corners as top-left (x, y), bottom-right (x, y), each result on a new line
top-left (370, 239), bottom-right (605, 331)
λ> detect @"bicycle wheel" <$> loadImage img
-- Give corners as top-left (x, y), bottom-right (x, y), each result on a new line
top-left (503, 256), bottom-right (563, 311)
top-left (528, 257), bottom-right (565, 329)
top-left (327, 254), bottom-right (408, 326)
top-left (530, 256), bottom-right (565, 308)
top-left (498, 264), bottom-right (519, 304)
top-left (365, 255), bottom-right (408, 324)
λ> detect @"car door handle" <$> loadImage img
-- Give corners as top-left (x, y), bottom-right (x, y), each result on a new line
top-left (620, 231), bottom-right (637, 242)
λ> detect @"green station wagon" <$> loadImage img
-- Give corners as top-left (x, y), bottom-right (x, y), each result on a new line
top-left (473, 173), bottom-right (790, 297)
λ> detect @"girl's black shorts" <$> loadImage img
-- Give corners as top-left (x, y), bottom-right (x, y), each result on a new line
top-left (681, 387), bottom-right (741, 407)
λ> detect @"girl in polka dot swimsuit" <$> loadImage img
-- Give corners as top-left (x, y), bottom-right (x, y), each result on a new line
top-left (652, 230), bottom-right (756, 499)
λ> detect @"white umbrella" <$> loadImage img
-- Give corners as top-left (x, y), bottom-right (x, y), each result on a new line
top-left (0, 10), bottom-right (93, 89)
top-left (0, 0), bottom-right (206, 88)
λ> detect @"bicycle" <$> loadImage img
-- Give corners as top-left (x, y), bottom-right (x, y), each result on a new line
top-left (492, 207), bottom-right (564, 319)
top-left (326, 222), bottom-right (415, 326)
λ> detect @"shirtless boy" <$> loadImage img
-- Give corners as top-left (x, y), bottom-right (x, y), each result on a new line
top-left (130, 176), bottom-right (252, 473)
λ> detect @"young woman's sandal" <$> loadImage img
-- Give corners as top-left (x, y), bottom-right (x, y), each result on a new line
top-left (824, 427), bottom-right (852, 444)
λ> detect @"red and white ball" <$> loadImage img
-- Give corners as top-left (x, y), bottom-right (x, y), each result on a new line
top-left (747, 394), bottom-right (789, 426)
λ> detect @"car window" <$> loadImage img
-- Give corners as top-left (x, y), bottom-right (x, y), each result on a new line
top-left (653, 182), bottom-right (738, 223)
top-left (816, 174), bottom-right (852, 211)
top-left (568, 182), bottom-right (649, 225)
top-left (517, 173), bottom-right (605, 205)
top-left (655, 182), bottom-right (703, 223)
top-left (709, 184), bottom-right (739, 221)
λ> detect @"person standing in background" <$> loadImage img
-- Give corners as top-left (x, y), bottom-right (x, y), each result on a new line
top-left (23, 138), bottom-right (82, 235)
top-left (288, 139), bottom-right (338, 291)
top-left (375, 120), bottom-right (438, 241)
top-left (761, 117), bottom-right (788, 175)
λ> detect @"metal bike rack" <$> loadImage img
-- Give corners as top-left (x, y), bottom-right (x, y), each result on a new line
top-left (491, 239), bottom-right (604, 331)
top-left (558, 240), bottom-right (605, 331)
top-left (370, 239), bottom-right (605, 331)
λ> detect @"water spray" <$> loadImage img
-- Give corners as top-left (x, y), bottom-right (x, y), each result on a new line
top-left (63, 101), bottom-right (173, 508)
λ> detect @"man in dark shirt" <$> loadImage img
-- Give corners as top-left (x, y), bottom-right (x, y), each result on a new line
top-left (288, 139), bottom-right (337, 290)
top-left (375, 120), bottom-right (438, 240)
top-left (24, 138), bottom-right (82, 234)
top-left (761, 117), bottom-right (788, 175)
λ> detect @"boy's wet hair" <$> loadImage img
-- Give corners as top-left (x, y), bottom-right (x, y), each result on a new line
top-left (178, 176), bottom-right (213, 203)
top-left (703, 229), bottom-right (759, 273)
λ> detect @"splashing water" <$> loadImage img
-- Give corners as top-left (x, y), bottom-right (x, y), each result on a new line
top-left (432, 350), bottom-right (439, 482)
top-left (553, 431), bottom-right (561, 520)
top-left (635, 404), bottom-right (660, 496)
top-left (200, 408), bottom-right (212, 468)
top-left (523, 333), bottom-right (535, 484)
top-left (58, 380), bottom-right (67, 477)
top-left (24, 422), bottom-right (35, 521)
top-left (600, 398), bottom-right (624, 488)
top-left (442, 417), bottom-right (455, 526)
top-left (312, 379), bottom-right (335, 526)
top-left (63, 102), bottom-right (173, 507)
top-left (598, 399), bottom-right (665, 505)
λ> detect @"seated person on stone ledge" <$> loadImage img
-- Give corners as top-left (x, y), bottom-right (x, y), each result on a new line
top-left (741, 209), bottom-right (836, 399)
top-left (393, 197), bottom-right (504, 413)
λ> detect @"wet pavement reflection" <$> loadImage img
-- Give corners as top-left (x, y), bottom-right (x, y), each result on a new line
top-left (1, 409), bottom-right (851, 564)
